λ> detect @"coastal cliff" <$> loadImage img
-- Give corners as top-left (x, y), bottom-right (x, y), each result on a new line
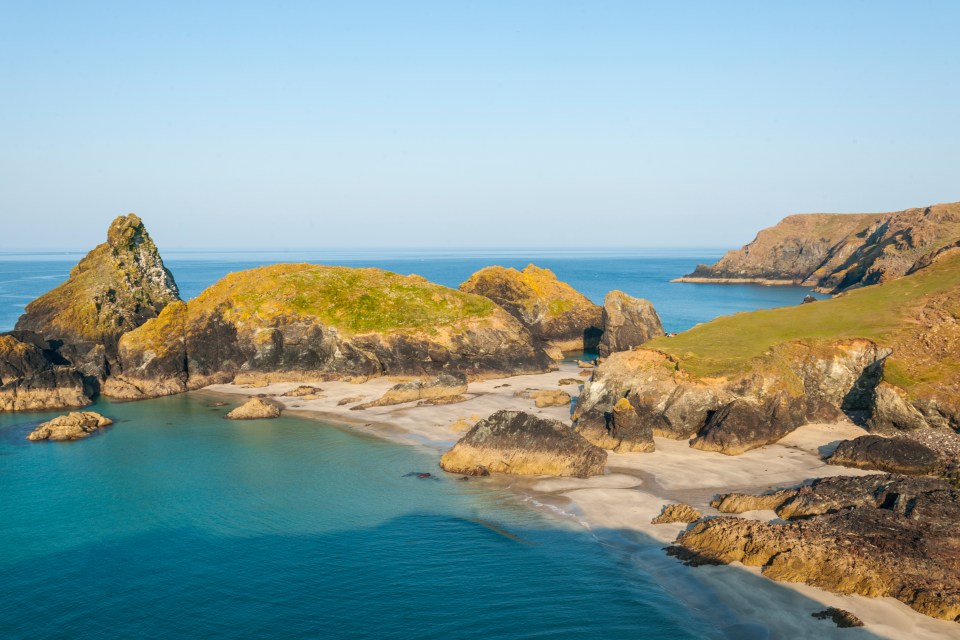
top-left (460, 264), bottom-right (602, 355)
top-left (106, 264), bottom-right (554, 399)
top-left (678, 201), bottom-right (960, 293)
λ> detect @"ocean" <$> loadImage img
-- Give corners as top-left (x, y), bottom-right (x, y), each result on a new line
top-left (0, 250), bottom-right (826, 639)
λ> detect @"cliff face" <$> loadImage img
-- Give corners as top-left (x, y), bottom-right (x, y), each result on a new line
top-left (0, 332), bottom-right (91, 411)
top-left (105, 264), bottom-right (554, 399)
top-left (15, 214), bottom-right (180, 376)
top-left (680, 202), bottom-right (960, 293)
top-left (459, 264), bottom-right (602, 354)
top-left (597, 290), bottom-right (664, 357)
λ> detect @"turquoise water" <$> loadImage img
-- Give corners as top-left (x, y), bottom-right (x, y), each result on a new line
top-left (1, 395), bottom-right (721, 639)
top-left (0, 250), bottom-right (829, 639)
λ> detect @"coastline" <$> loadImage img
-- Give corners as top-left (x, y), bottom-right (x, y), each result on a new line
top-left (671, 276), bottom-right (804, 286)
top-left (202, 364), bottom-right (960, 639)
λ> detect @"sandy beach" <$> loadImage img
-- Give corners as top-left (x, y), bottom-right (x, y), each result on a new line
top-left (205, 363), bottom-right (960, 640)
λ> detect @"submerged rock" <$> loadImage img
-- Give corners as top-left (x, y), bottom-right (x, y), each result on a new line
top-left (460, 264), bottom-right (602, 354)
top-left (811, 608), bottom-right (863, 628)
top-left (439, 410), bottom-right (607, 478)
top-left (597, 290), bottom-right (664, 357)
top-left (672, 474), bottom-right (960, 621)
top-left (27, 411), bottom-right (112, 441)
top-left (224, 398), bottom-right (281, 420)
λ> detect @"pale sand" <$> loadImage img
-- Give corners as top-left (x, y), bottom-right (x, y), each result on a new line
top-left (203, 363), bottom-right (960, 639)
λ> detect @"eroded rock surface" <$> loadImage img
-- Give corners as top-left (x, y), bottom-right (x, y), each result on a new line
top-left (0, 332), bottom-right (92, 412)
top-left (27, 411), bottom-right (112, 441)
top-left (224, 398), bottom-right (281, 420)
top-left (651, 503), bottom-right (702, 524)
top-left (439, 410), bottom-right (606, 477)
top-left (357, 372), bottom-right (468, 409)
top-left (597, 290), bottom-right (664, 357)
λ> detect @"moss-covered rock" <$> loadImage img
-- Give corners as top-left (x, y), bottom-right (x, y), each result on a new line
top-left (460, 264), bottom-right (602, 354)
top-left (107, 264), bottom-right (553, 399)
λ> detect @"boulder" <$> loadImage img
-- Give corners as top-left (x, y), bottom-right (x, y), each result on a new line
top-left (597, 290), bottom-right (664, 357)
top-left (827, 435), bottom-right (943, 476)
top-left (283, 385), bottom-right (323, 397)
top-left (356, 372), bottom-right (467, 408)
top-left (460, 264), bottom-right (602, 354)
top-left (811, 608), bottom-right (863, 628)
top-left (690, 394), bottom-right (806, 455)
top-left (224, 398), bottom-right (281, 420)
top-left (515, 389), bottom-right (571, 408)
top-left (670, 474), bottom-right (960, 621)
top-left (651, 503), bottom-right (702, 524)
top-left (27, 411), bottom-right (112, 441)
top-left (439, 410), bottom-right (607, 477)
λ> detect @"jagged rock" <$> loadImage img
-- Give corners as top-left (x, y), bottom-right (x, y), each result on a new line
top-left (671, 474), bottom-right (960, 621)
top-left (15, 214), bottom-right (180, 377)
top-left (597, 290), bottom-right (664, 357)
top-left (802, 295), bottom-right (817, 304)
top-left (811, 608), bottom-right (864, 628)
top-left (710, 490), bottom-right (793, 514)
top-left (282, 385), bottom-right (322, 397)
top-left (356, 372), bottom-right (467, 409)
top-left (337, 396), bottom-right (364, 406)
top-left (460, 264), bottom-right (602, 354)
top-left (868, 382), bottom-right (930, 432)
top-left (690, 394), bottom-right (806, 456)
top-left (439, 410), bottom-right (607, 478)
top-left (578, 396), bottom-right (655, 452)
top-left (828, 435), bottom-right (944, 476)
top-left (109, 264), bottom-right (553, 400)
top-left (224, 398), bottom-right (281, 420)
top-left (0, 333), bottom-right (92, 412)
top-left (26, 411), bottom-right (112, 441)
top-left (651, 503), bottom-right (702, 524)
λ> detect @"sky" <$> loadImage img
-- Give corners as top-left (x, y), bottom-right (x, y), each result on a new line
top-left (1, 1), bottom-right (958, 250)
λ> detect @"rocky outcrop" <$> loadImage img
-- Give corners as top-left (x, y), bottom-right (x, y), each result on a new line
top-left (671, 474), bottom-right (960, 621)
top-left (574, 339), bottom-right (886, 455)
top-left (811, 608), bottom-right (864, 628)
top-left (439, 410), bottom-right (607, 477)
top-left (282, 385), bottom-right (322, 397)
top-left (827, 435), bottom-right (943, 476)
top-left (224, 398), bottom-right (281, 420)
top-left (357, 372), bottom-right (468, 408)
top-left (26, 411), bottom-right (112, 441)
top-left (107, 264), bottom-right (554, 400)
top-left (515, 389), bottom-right (571, 408)
top-left (576, 396), bottom-right (655, 453)
top-left (678, 201), bottom-right (960, 294)
top-left (0, 332), bottom-right (92, 412)
top-left (459, 264), bottom-right (602, 354)
top-left (651, 503), bottom-right (702, 524)
top-left (15, 214), bottom-right (180, 379)
top-left (597, 290), bottom-right (664, 357)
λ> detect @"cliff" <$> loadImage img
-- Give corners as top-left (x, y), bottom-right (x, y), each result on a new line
top-left (678, 201), bottom-right (960, 293)
top-left (575, 248), bottom-right (960, 454)
top-left (459, 264), bottom-right (602, 355)
top-left (105, 264), bottom-right (554, 399)
top-left (15, 213), bottom-right (180, 377)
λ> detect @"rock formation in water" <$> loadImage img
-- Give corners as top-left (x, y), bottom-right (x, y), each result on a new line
top-left (671, 474), bottom-right (960, 622)
top-left (597, 290), bottom-right (664, 357)
top-left (224, 398), bottom-right (281, 420)
top-left (651, 503), bottom-right (702, 524)
top-left (106, 264), bottom-right (553, 400)
top-left (15, 214), bottom-right (180, 379)
top-left (459, 264), bottom-right (602, 355)
top-left (356, 372), bottom-right (468, 408)
top-left (677, 201), bottom-right (960, 294)
top-left (439, 410), bottom-right (607, 477)
top-left (0, 332), bottom-right (93, 411)
top-left (26, 411), bottom-right (113, 441)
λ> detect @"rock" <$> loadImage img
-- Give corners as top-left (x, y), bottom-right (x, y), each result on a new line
top-left (0, 332), bottom-right (94, 412)
top-left (576, 360), bottom-right (596, 368)
top-left (515, 389), bottom-right (571, 408)
top-left (597, 290), bottom-right (664, 357)
top-left (801, 294), bottom-right (817, 304)
top-left (578, 396), bottom-right (655, 453)
top-left (828, 434), bottom-right (944, 476)
top-left (558, 378), bottom-right (581, 386)
top-left (283, 385), bottom-right (322, 397)
top-left (676, 201), bottom-right (960, 294)
top-left (710, 490), bottom-right (793, 514)
top-left (460, 264), bottom-right (603, 353)
top-left (651, 503), bottom-right (702, 524)
top-left (439, 410), bottom-right (607, 478)
top-left (337, 396), bottom-right (364, 406)
top-left (690, 394), bottom-right (806, 456)
top-left (868, 382), bottom-right (930, 432)
top-left (26, 411), bottom-right (112, 441)
top-left (671, 474), bottom-right (960, 621)
top-left (224, 398), bottom-right (281, 420)
top-left (357, 372), bottom-right (468, 408)
top-left (15, 214), bottom-right (180, 379)
top-left (417, 395), bottom-right (468, 406)
top-left (108, 264), bottom-right (553, 400)
top-left (811, 608), bottom-right (864, 628)
top-left (578, 369), bottom-right (592, 377)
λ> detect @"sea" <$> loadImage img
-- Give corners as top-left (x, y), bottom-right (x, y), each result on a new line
top-left (0, 249), bottom-right (828, 639)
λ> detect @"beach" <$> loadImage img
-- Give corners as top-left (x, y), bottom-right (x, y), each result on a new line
top-left (206, 362), bottom-right (960, 640)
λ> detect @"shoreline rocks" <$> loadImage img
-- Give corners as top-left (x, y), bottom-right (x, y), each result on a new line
top-left (597, 290), bottom-right (664, 357)
top-left (439, 410), bottom-right (607, 478)
top-left (27, 411), bottom-right (112, 441)
top-left (224, 398), bottom-right (281, 420)
top-left (355, 372), bottom-right (467, 409)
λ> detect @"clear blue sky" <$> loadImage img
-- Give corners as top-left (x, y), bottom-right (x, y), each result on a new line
top-left (1, 1), bottom-right (958, 250)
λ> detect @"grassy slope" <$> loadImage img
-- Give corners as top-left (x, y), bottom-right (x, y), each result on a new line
top-left (189, 263), bottom-right (497, 334)
top-left (650, 252), bottom-right (960, 395)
